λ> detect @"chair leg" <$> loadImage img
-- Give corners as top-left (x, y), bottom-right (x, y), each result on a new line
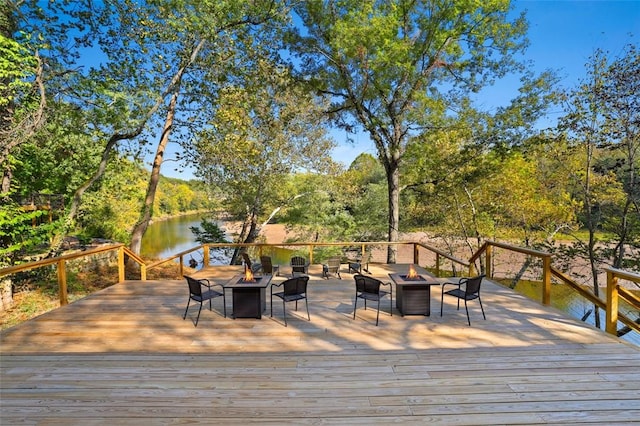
top-left (478, 296), bottom-right (486, 320)
top-left (375, 298), bottom-right (381, 326)
top-left (270, 292), bottom-right (273, 318)
top-left (440, 292), bottom-right (444, 317)
top-left (353, 296), bottom-right (358, 319)
top-left (194, 302), bottom-right (203, 327)
top-left (464, 299), bottom-right (471, 326)
top-left (183, 298), bottom-right (191, 320)
top-left (282, 299), bottom-right (287, 327)
top-left (304, 298), bottom-right (310, 321)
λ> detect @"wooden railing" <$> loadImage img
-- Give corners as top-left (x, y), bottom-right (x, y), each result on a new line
top-left (470, 241), bottom-right (639, 336)
top-left (1, 239), bottom-right (637, 338)
top-left (145, 241), bottom-right (470, 278)
top-left (605, 268), bottom-right (640, 336)
top-left (471, 241), bottom-right (553, 304)
top-left (0, 244), bottom-right (145, 306)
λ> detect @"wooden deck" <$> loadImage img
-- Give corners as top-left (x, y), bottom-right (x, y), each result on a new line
top-left (2, 264), bottom-right (639, 425)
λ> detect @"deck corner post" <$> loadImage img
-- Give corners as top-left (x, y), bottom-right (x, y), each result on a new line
top-left (57, 259), bottom-right (68, 306)
top-left (484, 244), bottom-right (492, 278)
top-left (202, 245), bottom-right (210, 267)
top-left (542, 255), bottom-right (551, 305)
top-left (117, 246), bottom-right (125, 283)
top-left (605, 270), bottom-right (619, 335)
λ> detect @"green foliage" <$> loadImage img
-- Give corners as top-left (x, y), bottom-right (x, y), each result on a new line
top-left (288, 0), bottom-right (531, 258)
top-left (556, 44), bottom-right (640, 273)
top-left (190, 219), bottom-right (227, 244)
top-left (0, 196), bottom-right (58, 266)
top-left (0, 34), bottom-right (36, 109)
top-left (193, 58), bottom-right (337, 243)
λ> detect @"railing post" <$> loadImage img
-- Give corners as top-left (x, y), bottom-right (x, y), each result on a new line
top-left (435, 253), bottom-right (441, 277)
top-left (117, 246), bottom-right (125, 283)
top-left (413, 243), bottom-right (419, 265)
top-left (140, 264), bottom-right (147, 281)
top-left (542, 255), bottom-right (551, 305)
top-left (605, 270), bottom-right (619, 335)
top-left (484, 244), bottom-right (492, 278)
top-left (57, 259), bottom-right (68, 306)
top-left (202, 245), bottom-right (210, 267)
top-left (309, 244), bottom-right (314, 265)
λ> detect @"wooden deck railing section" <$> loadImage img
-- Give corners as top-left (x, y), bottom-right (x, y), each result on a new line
top-left (605, 268), bottom-right (640, 336)
top-left (1, 240), bottom-right (638, 337)
top-left (0, 244), bottom-right (145, 306)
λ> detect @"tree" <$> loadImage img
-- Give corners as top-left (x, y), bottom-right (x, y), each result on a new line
top-left (192, 60), bottom-right (336, 263)
top-left (0, 5), bottom-right (45, 194)
top-left (288, 0), bottom-right (528, 262)
top-left (82, 1), bottom-right (288, 255)
top-left (594, 44), bottom-right (640, 269)
top-left (8, 1), bottom-right (288, 256)
top-left (556, 44), bottom-right (640, 328)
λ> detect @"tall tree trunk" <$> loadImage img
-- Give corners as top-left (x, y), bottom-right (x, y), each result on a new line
top-left (386, 162), bottom-right (400, 263)
top-left (129, 88), bottom-right (180, 255)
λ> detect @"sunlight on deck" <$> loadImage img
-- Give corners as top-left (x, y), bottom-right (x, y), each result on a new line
top-left (2, 263), bottom-right (639, 424)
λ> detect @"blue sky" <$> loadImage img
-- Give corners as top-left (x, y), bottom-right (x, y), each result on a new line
top-left (164, 0), bottom-right (639, 179)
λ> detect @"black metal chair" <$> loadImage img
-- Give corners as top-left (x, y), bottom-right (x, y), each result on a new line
top-left (241, 252), bottom-right (262, 274)
top-left (290, 255), bottom-right (309, 276)
top-left (440, 275), bottom-right (486, 326)
top-left (353, 274), bottom-right (392, 326)
top-left (260, 255), bottom-right (280, 276)
top-left (322, 256), bottom-right (342, 279)
top-left (183, 275), bottom-right (226, 326)
top-left (348, 251), bottom-right (370, 274)
top-left (271, 276), bottom-right (310, 326)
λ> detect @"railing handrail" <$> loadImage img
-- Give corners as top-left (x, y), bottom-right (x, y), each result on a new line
top-left (0, 243), bottom-right (146, 305)
top-left (0, 244), bottom-right (126, 277)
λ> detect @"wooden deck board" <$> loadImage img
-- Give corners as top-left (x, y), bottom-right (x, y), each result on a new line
top-left (2, 264), bottom-right (639, 425)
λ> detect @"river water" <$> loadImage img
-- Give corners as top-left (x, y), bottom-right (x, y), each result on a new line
top-left (140, 212), bottom-right (294, 266)
top-left (142, 214), bottom-right (639, 346)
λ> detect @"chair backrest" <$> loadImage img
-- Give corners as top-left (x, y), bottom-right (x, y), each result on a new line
top-left (327, 257), bottom-right (341, 267)
top-left (290, 256), bottom-right (307, 272)
top-left (464, 275), bottom-right (485, 296)
top-left (185, 275), bottom-right (202, 296)
top-left (260, 256), bottom-right (274, 273)
top-left (354, 274), bottom-right (382, 294)
top-left (283, 275), bottom-right (309, 296)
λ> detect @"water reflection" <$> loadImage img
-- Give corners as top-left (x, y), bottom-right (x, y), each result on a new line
top-left (141, 213), bottom-right (217, 261)
top-left (140, 213), bottom-right (295, 267)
